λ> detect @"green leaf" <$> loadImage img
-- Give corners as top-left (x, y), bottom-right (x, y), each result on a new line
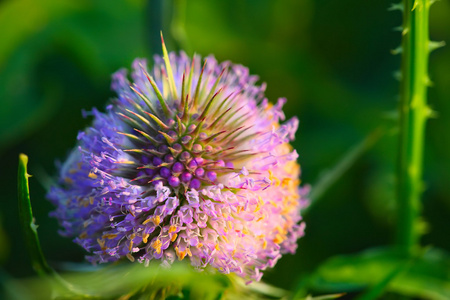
top-left (306, 127), bottom-right (385, 212)
top-left (301, 247), bottom-right (450, 300)
top-left (6, 260), bottom-right (293, 300)
top-left (354, 258), bottom-right (411, 300)
top-left (301, 293), bottom-right (346, 300)
top-left (18, 153), bottom-right (53, 277)
top-left (228, 274), bottom-right (288, 299)
top-left (8, 263), bottom-right (231, 300)
top-left (0, 268), bottom-right (35, 300)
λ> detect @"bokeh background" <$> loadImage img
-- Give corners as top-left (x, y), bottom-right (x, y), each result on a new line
top-left (1, 0), bottom-right (449, 297)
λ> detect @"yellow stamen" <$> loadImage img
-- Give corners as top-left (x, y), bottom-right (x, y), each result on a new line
top-left (116, 160), bottom-right (135, 165)
top-left (222, 235), bottom-right (229, 243)
top-left (88, 172), bottom-right (97, 179)
top-left (268, 170), bottom-right (280, 186)
top-left (281, 178), bottom-right (291, 188)
top-left (128, 240), bottom-right (134, 251)
top-left (169, 225), bottom-right (177, 233)
top-left (102, 233), bottom-right (118, 239)
top-left (142, 233), bottom-right (149, 244)
top-left (97, 238), bottom-right (105, 250)
top-left (276, 225), bottom-right (287, 235)
top-left (273, 234), bottom-right (284, 244)
top-left (126, 253), bottom-right (135, 262)
top-left (254, 196), bottom-right (264, 212)
top-left (264, 103), bottom-right (273, 112)
top-left (175, 247), bottom-right (186, 260)
top-left (171, 233), bottom-right (178, 242)
top-left (151, 239), bottom-right (162, 254)
top-left (152, 215), bottom-right (161, 225)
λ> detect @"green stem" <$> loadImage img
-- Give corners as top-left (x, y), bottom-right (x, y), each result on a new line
top-left (396, 0), bottom-right (432, 255)
top-left (18, 154), bottom-right (95, 298)
top-left (18, 154), bottom-right (53, 277)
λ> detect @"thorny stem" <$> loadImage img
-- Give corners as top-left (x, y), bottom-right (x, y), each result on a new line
top-left (396, 0), bottom-right (435, 256)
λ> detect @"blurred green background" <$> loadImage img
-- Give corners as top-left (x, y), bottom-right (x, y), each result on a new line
top-left (1, 0), bottom-right (450, 297)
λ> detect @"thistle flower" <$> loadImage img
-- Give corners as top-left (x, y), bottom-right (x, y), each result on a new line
top-left (48, 40), bottom-right (308, 282)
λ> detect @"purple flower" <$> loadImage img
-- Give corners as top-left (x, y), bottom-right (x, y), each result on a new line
top-left (47, 40), bottom-right (308, 282)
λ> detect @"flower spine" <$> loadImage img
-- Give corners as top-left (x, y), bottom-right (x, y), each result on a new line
top-left (48, 39), bottom-right (308, 282)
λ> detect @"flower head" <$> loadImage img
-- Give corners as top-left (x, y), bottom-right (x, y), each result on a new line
top-left (48, 40), bottom-right (308, 282)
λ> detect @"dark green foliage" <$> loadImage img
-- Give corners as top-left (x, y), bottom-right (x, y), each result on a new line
top-left (2, 0), bottom-right (450, 299)
top-left (296, 247), bottom-right (450, 299)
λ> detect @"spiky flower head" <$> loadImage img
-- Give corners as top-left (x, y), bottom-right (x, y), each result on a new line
top-left (48, 39), bottom-right (308, 282)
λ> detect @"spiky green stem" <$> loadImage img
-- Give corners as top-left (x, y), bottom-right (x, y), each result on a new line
top-left (396, 0), bottom-right (433, 255)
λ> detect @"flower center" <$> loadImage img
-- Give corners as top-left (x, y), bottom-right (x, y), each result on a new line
top-left (113, 54), bottom-right (257, 193)
top-left (118, 109), bottom-right (237, 192)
